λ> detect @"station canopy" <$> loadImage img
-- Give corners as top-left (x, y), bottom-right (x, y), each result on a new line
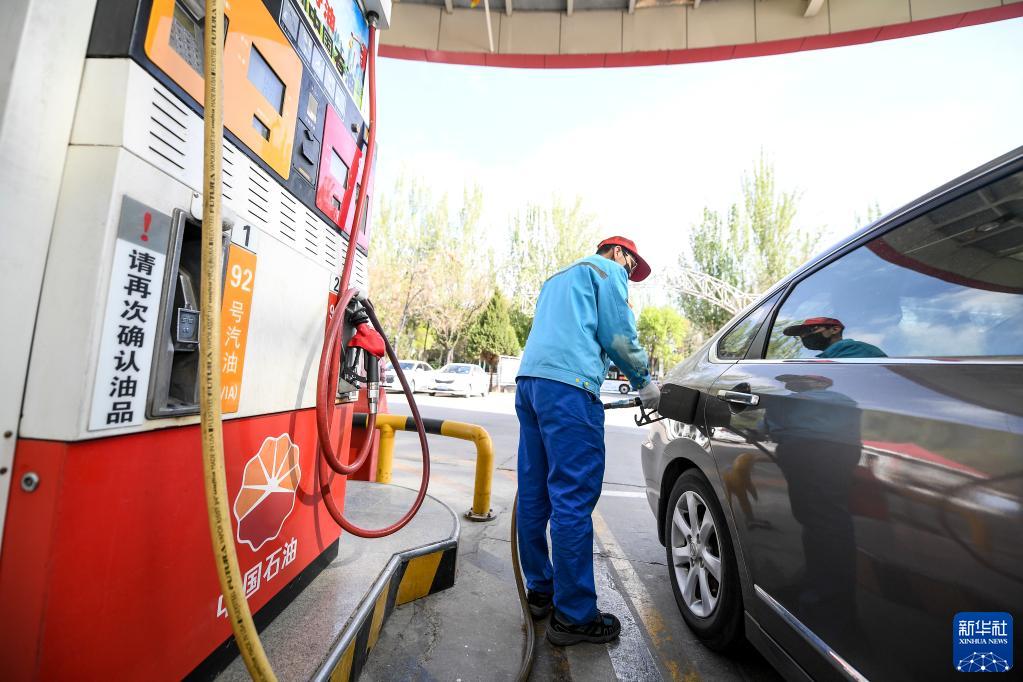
top-left (380, 0), bottom-right (1023, 67)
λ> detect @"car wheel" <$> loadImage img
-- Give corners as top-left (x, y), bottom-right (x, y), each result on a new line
top-left (409, 379), bottom-right (417, 394)
top-left (664, 469), bottom-right (743, 652)
top-left (618, 383), bottom-right (630, 394)
top-left (429, 392), bottom-right (436, 397)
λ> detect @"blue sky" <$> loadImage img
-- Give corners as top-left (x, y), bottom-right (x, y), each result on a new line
top-left (375, 17), bottom-right (1023, 271)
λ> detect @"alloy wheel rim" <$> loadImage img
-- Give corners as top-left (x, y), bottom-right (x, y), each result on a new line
top-left (670, 489), bottom-right (722, 618)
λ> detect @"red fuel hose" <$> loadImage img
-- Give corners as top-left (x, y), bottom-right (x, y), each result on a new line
top-left (319, 300), bottom-right (431, 538)
top-left (316, 286), bottom-right (375, 475)
top-left (338, 24), bottom-right (378, 301)
top-left (314, 19), bottom-right (431, 538)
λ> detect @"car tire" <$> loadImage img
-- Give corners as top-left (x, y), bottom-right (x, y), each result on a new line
top-left (618, 384), bottom-right (630, 394)
top-left (663, 469), bottom-right (743, 652)
top-left (429, 392), bottom-right (436, 397)
top-left (409, 379), bottom-right (417, 394)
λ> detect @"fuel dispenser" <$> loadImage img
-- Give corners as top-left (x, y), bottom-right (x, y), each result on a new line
top-left (0, 0), bottom-right (427, 679)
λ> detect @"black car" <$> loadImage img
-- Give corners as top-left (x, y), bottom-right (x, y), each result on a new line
top-left (642, 146), bottom-right (1023, 681)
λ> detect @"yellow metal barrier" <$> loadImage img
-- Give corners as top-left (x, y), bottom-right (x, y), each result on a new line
top-left (375, 422), bottom-right (398, 483)
top-left (363, 413), bottom-right (495, 521)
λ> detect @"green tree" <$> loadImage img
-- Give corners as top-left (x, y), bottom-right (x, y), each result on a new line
top-left (743, 152), bottom-right (804, 292)
top-left (410, 322), bottom-right (436, 363)
top-left (369, 174), bottom-right (447, 356)
top-left (503, 196), bottom-right (598, 314)
top-left (370, 178), bottom-right (494, 362)
top-left (422, 185), bottom-right (493, 364)
top-left (464, 291), bottom-right (520, 387)
top-left (636, 306), bottom-right (690, 377)
top-left (678, 206), bottom-right (747, 336)
top-left (855, 200), bottom-right (883, 228)
top-left (678, 153), bottom-right (821, 339)
top-left (508, 307), bottom-right (533, 348)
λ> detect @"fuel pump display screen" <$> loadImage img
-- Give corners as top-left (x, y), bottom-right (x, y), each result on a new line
top-left (281, 0), bottom-right (369, 108)
top-left (330, 150), bottom-right (349, 189)
top-left (247, 45), bottom-right (286, 114)
top-left (329, 150), bottom-right (350, 211)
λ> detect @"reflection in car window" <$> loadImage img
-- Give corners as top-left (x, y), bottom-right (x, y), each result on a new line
top-left (767, 169), bottom-right (1023, 360)
top-left (716, 295), bottom-right (778, 360)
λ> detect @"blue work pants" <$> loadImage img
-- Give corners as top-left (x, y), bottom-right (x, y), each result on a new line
top-left (515, 377), bottom-right (605, 625)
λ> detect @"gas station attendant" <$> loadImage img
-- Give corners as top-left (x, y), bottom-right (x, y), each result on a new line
top-left (515, 236), bottom-right (660, 646)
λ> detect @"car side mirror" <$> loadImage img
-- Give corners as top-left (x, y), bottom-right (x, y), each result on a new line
top-left (657, 383), bottom-right (701, 424)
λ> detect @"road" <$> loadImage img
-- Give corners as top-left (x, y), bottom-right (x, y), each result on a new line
top-left (357, 391), bottom-right (782, 682)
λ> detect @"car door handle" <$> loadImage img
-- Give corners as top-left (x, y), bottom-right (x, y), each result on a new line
top-left (717, 389), bottom-right (760, 406)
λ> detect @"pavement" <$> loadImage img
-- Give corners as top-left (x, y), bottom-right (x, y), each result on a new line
top-left (357, 391), bottom-right (782, 682)
top-left (217, 483), bottom-right (458, 682)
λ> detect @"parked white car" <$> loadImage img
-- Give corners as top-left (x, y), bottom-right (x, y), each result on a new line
top-left (382, 360), bottom-right (434, 393)
top-left (429, 363), bottom-right (489, 397)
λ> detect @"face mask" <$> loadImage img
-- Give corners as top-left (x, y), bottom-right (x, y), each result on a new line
top-left (801, 331), bottom-right (830, 351)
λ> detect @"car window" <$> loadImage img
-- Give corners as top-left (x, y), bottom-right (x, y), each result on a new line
top-left (420, 363), bottom-right (431, 371)
top-left (441, 364), bottom-right (471, 374)
top-left (716, 296), bottom-right (778, 361)
top-left (766, 169), bottom-right (1023, 360)
top-left (399, 361), bottom-right (414, 370)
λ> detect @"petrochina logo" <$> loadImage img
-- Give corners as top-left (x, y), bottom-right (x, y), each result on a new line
top-left (233, 434), bottom-right (302, 551)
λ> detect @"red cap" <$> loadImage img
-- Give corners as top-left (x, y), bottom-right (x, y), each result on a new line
top-left (782, 317), bottom-right (844, 336)
top-left (597, 236), bottom-right (651, 282)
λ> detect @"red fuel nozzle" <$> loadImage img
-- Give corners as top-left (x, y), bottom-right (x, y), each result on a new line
top-left (350, 322), bottom-right (385, 359)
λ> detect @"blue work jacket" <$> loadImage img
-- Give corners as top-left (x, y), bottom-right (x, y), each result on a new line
top-left (817, 338), bottom-right (887, 359)
top-left (517, 255), bottom-right (651, 397)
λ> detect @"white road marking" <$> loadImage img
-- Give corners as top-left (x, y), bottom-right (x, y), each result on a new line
top-left (592, 556), bottom-right (663, 681)
top-left (601, 490), bottom-right (646, 498)
top-left (594, 509), bottom-right (696, 681)
top-left (592, 509), bottom-right (665, 681)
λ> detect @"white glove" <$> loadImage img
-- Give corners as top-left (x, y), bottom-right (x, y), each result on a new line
top-left (639, 381), bottom-right (661, 411)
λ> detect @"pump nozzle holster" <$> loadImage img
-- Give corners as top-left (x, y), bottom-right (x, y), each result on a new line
top-left (338, 299), bottom-right (384, 411)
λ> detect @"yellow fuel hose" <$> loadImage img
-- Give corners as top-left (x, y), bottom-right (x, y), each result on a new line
top-left (198, 0), bottom-right (276, 679)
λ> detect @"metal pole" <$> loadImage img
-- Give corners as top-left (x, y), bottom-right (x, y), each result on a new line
top-left (362, 414), bottom-right (496, 521)
top-left (483, 0), bottom-right (494, 53)
top-left (375, 424), bottom-right (396, 483)
top-left (440, 421), bottom-right (494, 521)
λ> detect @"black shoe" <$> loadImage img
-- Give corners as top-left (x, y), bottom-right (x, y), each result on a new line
top-left (546, 611), bottom-right (621, 646)
top-left (527, 590), bottom-right (553, 619)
